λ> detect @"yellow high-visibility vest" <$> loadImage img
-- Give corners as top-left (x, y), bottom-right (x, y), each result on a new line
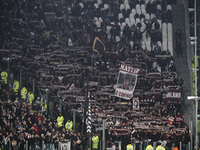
top-left (65, 121), bottom-right (73, 130)
top-left (27, 92), bottom-right (34, 104)
top-left (57, 116), bottom-right (64, 127)
top-left (21, 87), bottom-right (27, 99)
top-left (146, 145), bottom-right (153, 150)
top-left (156, 145), bottom-right (165, 150)
top-left (1, 71), bottom-right (8, 84)
top-left (13, 80), bottom-right (19, 93)
top-left (92, 135), bottom-right (99, 149)
top-left (126, 144), bottom-right (134, 150)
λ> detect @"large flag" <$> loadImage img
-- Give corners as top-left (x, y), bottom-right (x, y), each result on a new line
top-left (115, 62), bottom-right (139, 100)
top-left (93, 37), bottom-right (106, 57)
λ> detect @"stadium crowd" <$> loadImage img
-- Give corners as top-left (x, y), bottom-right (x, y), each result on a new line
top-left (0, 0), bottom-right (191, 150)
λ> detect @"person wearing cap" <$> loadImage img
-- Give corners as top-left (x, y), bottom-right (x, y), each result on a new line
top-left (126, 143), bottom-right (134, 150)
top-left (92, 133), bottom-right (99, 150)
top-left (57, 113), bottom-right (64, 128)
top-left (65, 119), bottom-right (73, 131)
top-left (156, 145), bottom-right (165, 150)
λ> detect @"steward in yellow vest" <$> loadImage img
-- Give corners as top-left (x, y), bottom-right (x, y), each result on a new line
top-left (92, 134), bottom-right (99, 150)
top-left (65, 119), bottom-right (73, 131)
top-left (156, 145), bottom-right (165, 150)
top-left (57, 113), bottom-right (64, 128)
top-left (27, 91), bottom-right (34, 104)
top-left (1, 71), bottom-right (8, 89)
top-left (1, 71), bottom-right (8, 84)
top-left (13, 80), bottom-right (19, 94)
top-left (146, 145), bottom-right (153, 150)
top-left (21, 87), bottom-right (27, 99)
top-left (126, 144), bottom-right (134, 150)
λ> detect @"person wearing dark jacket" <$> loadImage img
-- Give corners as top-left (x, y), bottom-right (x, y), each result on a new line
top-left (74, 132), bottom-right (83, 150)
top-left (45, 131), bottom-right (51, 150)
top-left (27, 133), bottom-right (35, 150)
top-left (12, 140), bottom-right (19, 150)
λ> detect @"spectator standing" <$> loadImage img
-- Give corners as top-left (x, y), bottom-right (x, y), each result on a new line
top-left (35, 112), bottom-right (43, 123)
top-left (111, 142), bottom-right (116, 150)
top-left (153, 43), bottom-right (161, 55)
top-left (175, 28), bottom-right (182, 40)
top-left (49, 100), bottom-right (54, 120)
top-left (12, 140), bottom-right (19, 150)
top-left (175, 37), bottom-right (183, 57)
top-left (74, 135), bottom-right (83, 150)
top-left (33, 123), bottom-right (39, 135)
top-left (45, 131), bottom-right (52, 150)
top-left (27, 117), bottom-right (33, 128)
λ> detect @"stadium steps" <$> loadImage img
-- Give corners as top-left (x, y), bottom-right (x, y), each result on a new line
top-left (172, 4), bottom-right (193, 125)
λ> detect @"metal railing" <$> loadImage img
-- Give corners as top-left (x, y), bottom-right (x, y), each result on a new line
top-left (1, 139), bottom-right (71, 150)
top-left (106, 141), bottom-right (190, 150)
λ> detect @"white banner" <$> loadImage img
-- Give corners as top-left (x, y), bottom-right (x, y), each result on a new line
top-left (133, 97), bottom-right (140, 111)
top-left (115, 63), bottom-right (138, 99)
top-left (59, 141), bottom-right (71, 150)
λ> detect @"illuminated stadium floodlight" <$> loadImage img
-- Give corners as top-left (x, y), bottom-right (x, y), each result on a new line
top-left (190, 41), bottom-right (197, 45)
top-left (189, 36), bottom-right (197, 40)
top-left (188, 8), bottom-right (195, 12)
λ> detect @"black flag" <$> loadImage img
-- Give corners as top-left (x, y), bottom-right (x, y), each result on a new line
top-left (93, 37), bottom-right (106, 57)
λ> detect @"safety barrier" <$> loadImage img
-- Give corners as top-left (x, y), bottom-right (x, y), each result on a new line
top-left (106, 141), bottom-right (190, 150)
top-left (1, 139), bottom-right (71, 150)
